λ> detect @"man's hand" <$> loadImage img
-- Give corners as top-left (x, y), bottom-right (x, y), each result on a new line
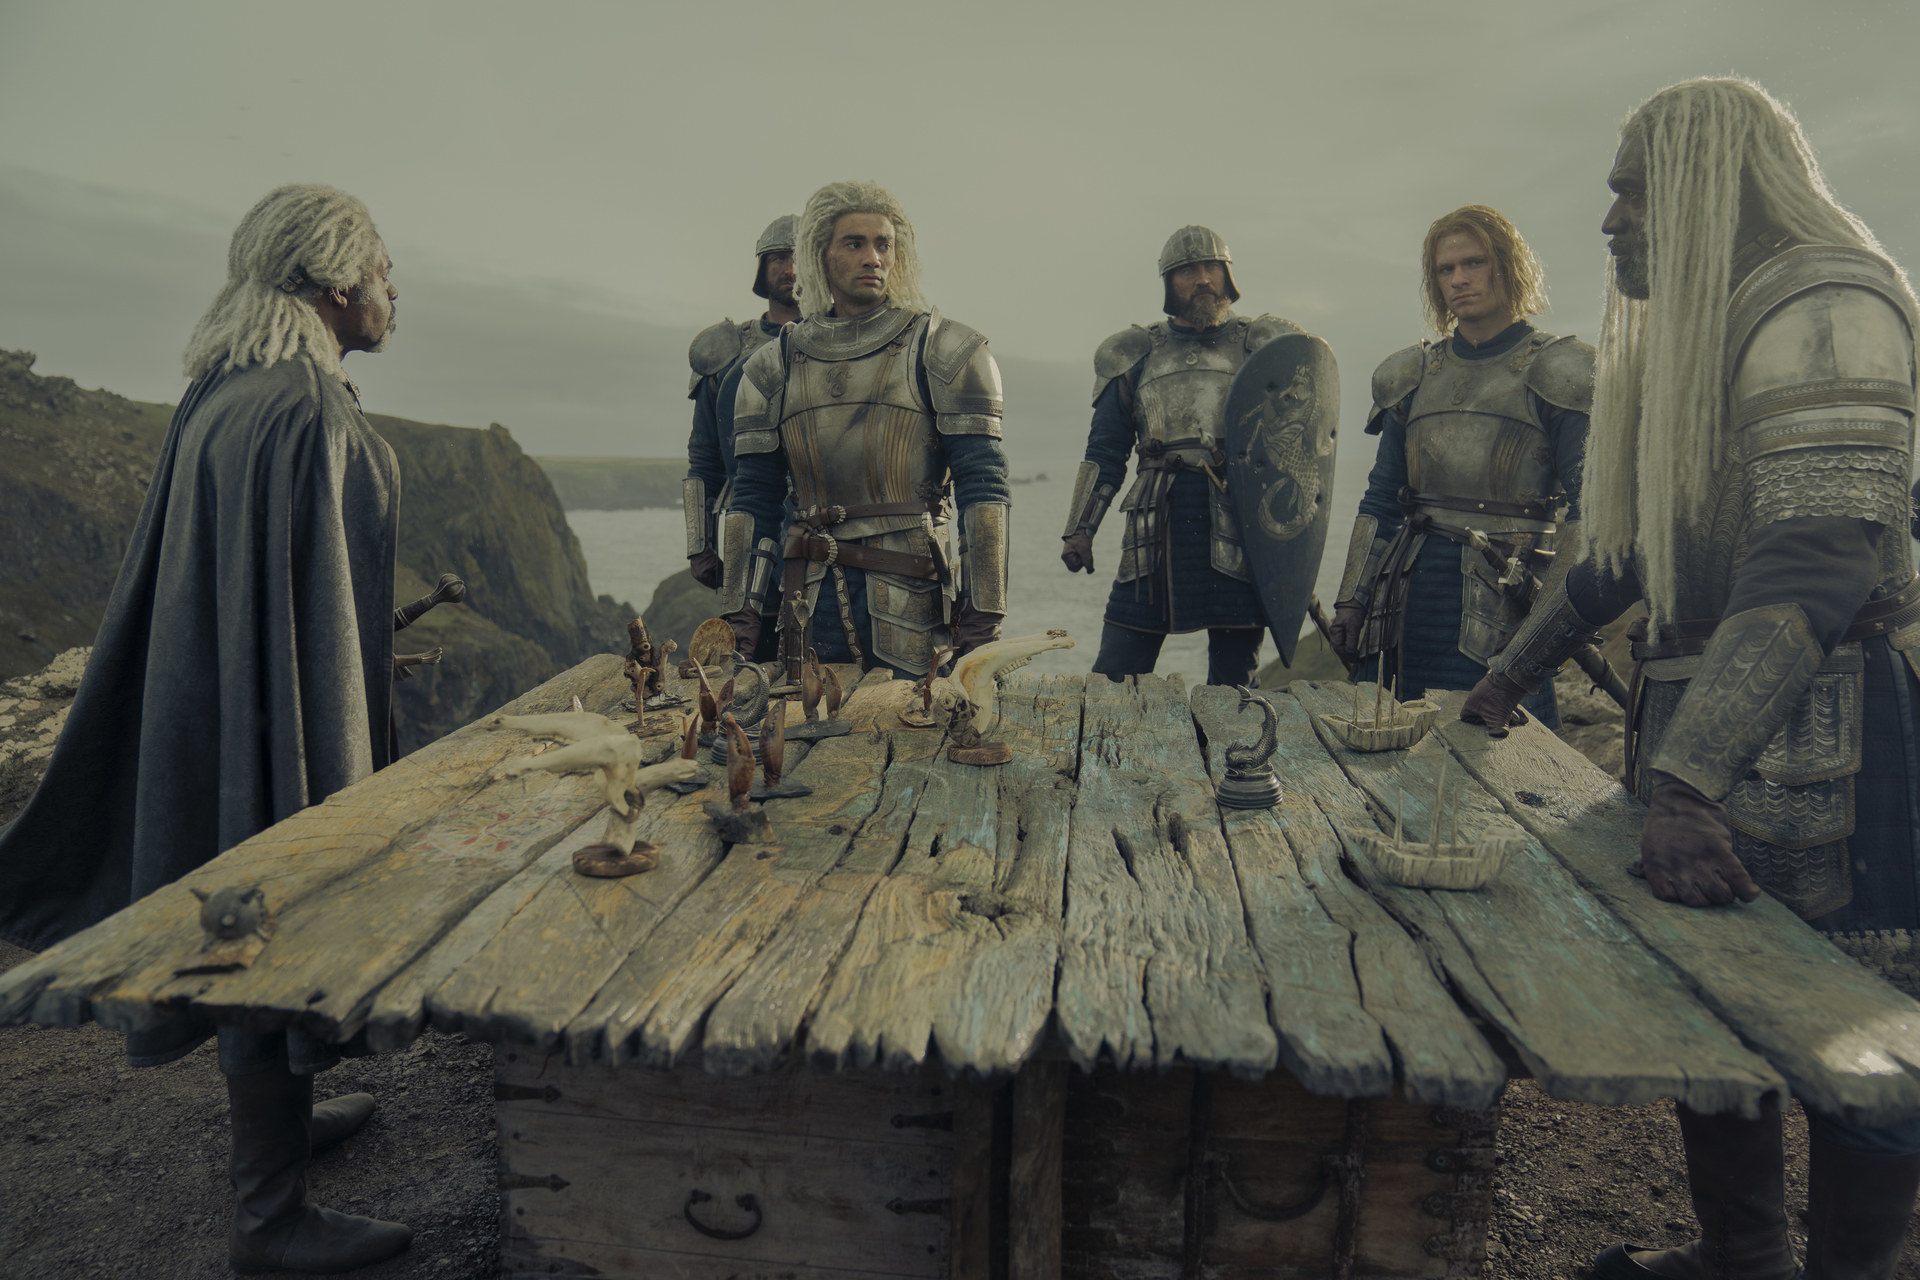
top-left (1458, 671), bottom-right (1531, 738)
top-left (689, 549), bottom-right (723, 590)
top-left (724, 606), bottom-right (761, 660)
top-left (950, 607), bottom-right (1004, 659)
top-left (1328, 603), bottom-right (1366, 667)
top-left (1060, 531), bottom-right (1095, 574)
top-left (1631, 777), bottom-right (1761, 907)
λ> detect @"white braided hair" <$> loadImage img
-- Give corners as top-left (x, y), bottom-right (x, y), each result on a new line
top-left (182, 184), bottom-right (386, 381)
top-left (1581, 77), bottom-right (1914, 625)
top-left (795, 180), bottom-right (927, 319)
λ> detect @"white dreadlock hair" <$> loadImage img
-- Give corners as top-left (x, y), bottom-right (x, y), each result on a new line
top-left (182, 184), bottom-right (386, 382)
top-left (795, 180), bottom-right (927, 319)
top-left (1582, 77), bottom-right (1915, 626)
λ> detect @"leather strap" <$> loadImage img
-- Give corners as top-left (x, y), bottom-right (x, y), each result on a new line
top-left (1629, 574), bottom-right (1920, 660)
top-left (783, 530), bottom-right (939, 580)
top-left (796, 501), bottom-right (941, 527)
top-left (1399, 486), bottom-right (1553, 523)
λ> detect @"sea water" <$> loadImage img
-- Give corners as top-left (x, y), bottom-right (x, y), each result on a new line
top-left (565, 470), bottom-right (1337, 687)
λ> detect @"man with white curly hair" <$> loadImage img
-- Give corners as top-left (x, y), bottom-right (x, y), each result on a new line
top-left (0, 184), bottom-right (413, 1273)
top-left (1460, 79), bottom-right (1920, 1280)
top-left (720, 180), bottom-right (1010, 678)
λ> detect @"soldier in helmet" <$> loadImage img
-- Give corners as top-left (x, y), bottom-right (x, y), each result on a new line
top-left (1327, 206), bottom-right (1592, 725)
top-left (720, 180), bottom-right (1010, 678)
top-left (1060, 225), bottom-right (1307, 685)
top-left (683, 214), bottom-right (799, 598)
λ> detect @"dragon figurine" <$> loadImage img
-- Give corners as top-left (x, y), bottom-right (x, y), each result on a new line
top-left (910, 630), bottom-right (1075, 764)
top-left (1215, 685), bottom-right (1283, 810)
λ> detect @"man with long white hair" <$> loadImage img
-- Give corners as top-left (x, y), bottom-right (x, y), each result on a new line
top-left (1328, 206), bottom-right (1592, 725)
top-left (1461, 79), bottom-right (1920, 1280)
top-left (682, 214), bottom-right (799, 608)
top-left (721, 180), bottom-right (1010, 676)
top-left (0, 184), bottom-right (414, 1273)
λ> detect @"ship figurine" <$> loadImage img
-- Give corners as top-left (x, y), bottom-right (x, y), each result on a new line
top-left (1352, 753), bottom-right (1523, 891)
top-left (1318, 677), bottom-right (1441, 752)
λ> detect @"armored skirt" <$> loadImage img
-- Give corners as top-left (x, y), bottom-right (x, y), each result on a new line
top-left (1358, 537), bottom-right (1561, 728)
top-left (1102, 471), bottom-right (1264, 635)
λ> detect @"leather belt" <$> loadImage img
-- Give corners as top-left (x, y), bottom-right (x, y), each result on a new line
top-left (796, 500), bottom-right (941, 524)
top-left (1628, 574), bottom-right (1920, 661)
top-left (783, 531), bottom-right (938, 580)
top-left (1399, 486), bottom-right (1553, 523)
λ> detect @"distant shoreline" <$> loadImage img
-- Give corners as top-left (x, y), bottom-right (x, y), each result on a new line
top-left (533, 456), bottom-right (683, 510)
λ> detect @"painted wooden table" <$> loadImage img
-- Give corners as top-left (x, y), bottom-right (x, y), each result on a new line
top-left (4, 655), bottom-right (1919, 1280)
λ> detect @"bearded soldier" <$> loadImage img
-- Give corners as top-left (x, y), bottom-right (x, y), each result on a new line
top-left (683, 214), bottom-right (799, 598)
top-left (1060, 226), bottom-right (1309, 686)
top-left (1461, 79), bottom-right (1920, 1280)
top-left (0, 187), bottom-right (412, 1272)
top-left (721, 181), bottom-right (1009, 677)
top-left (1328, 207), bottom-right (1591, 726)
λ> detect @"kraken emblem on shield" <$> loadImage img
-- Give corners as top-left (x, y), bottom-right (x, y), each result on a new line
top-left (1244, 366), bottom-right (1327, 541)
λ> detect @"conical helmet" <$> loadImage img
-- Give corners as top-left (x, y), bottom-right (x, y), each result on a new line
top-left (751, 214), bottom-right (798, 298)
top-left (1158, 224), bottom-right (1240, 308)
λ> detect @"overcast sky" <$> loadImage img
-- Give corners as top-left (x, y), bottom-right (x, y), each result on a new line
top-left (2, 0), bottom-right (1917, 481)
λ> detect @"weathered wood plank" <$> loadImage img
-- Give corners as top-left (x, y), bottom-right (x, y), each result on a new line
top-left (1008, 1060), bottom-right (1066, 1280)
top-left (804, 674), bottom-right (1079, 1076)
top-left (1427, 693), bottom-right (1920, 1125)
top-left (1192, 685), bottom-right (1496, 1105)
top-left (562, 672), bottom-right (922, 1068)
top-left (1289, 681), bottom-right (1785, 1116)
top-left (1057, 676), bottom-right (1276, 1078)
top-left (0, 656), bottom-right (630, 1034)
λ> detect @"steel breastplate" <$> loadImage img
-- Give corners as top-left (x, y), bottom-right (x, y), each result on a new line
top-left (1404, 343), bottom-right (1557, 524)
top-left (1132, 318), bottom-right (1251, 452)
top-left (778, 311), bottom-right (945, 542)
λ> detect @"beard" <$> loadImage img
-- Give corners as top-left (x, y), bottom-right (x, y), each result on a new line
top-left (1612, 243), bottom-right (1650, 300)
top-left (1178, 288), bottom-right (1231, 329)
top-left (767, 280), bottom-right (798, 308)
top-left (366, 307), bottom-right (396, 354)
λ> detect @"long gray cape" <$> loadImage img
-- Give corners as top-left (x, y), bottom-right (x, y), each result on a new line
top-left (0, 355), bottom-right (398, 952)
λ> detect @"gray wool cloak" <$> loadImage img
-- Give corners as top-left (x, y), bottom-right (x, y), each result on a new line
top-left (0, 354), bottom-right (398, 954)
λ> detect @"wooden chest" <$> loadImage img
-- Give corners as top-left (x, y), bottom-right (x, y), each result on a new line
top-left (1062, 1068), bottom-right (1498, 1280)
top-left (497, 1047), bottom-right (962, 1278)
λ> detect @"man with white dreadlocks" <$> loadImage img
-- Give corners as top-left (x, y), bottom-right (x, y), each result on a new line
top-left (683, 214), bottom-right (799, 600)
top-left (1060, 226), bottom-right (1306, 685)
top-left (721, 181), bottom-right (1010, 678)
top-left (1461, 78), bottom-right (1920, 1280)
top-left (0, 185), bottom-right (413, 1273)
top-left (1328, 206), bottom-right (1592, 727)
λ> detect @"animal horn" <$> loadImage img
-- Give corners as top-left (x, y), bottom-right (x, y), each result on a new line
top-left (723, 713), bottom-right (754, 812)
top-left (761, 696), bottom-right (787, 786)
top-left (821, 663), bottom-right (844, 719)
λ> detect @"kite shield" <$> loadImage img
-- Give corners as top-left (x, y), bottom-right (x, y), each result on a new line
top-left (1224, 332), bottom-right (1340, 666)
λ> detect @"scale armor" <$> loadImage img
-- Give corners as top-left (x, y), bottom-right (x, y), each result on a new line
top-left (1099, 313), bottom-right (1300, 585)
top-left (1353, 330), bottom-right (1593, 664)
top-left (1498, 245), bottom-right (1920, 935)
top-left (730, 306), bottom-right (1004, 674)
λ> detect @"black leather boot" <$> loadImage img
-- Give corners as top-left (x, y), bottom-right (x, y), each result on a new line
top-left (308, 1092), bottom-right (375, 1155)
top-left (226, 1067), bottom-right (412, 1275)
top-left (1805, 1128), bottom-right (1920, 1280)
top-left (1592, 1097), bottom-right (1800, 1280)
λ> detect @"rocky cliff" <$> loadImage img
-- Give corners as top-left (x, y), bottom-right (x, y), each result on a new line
top-left (0, 351), bottom-right (634, 753)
